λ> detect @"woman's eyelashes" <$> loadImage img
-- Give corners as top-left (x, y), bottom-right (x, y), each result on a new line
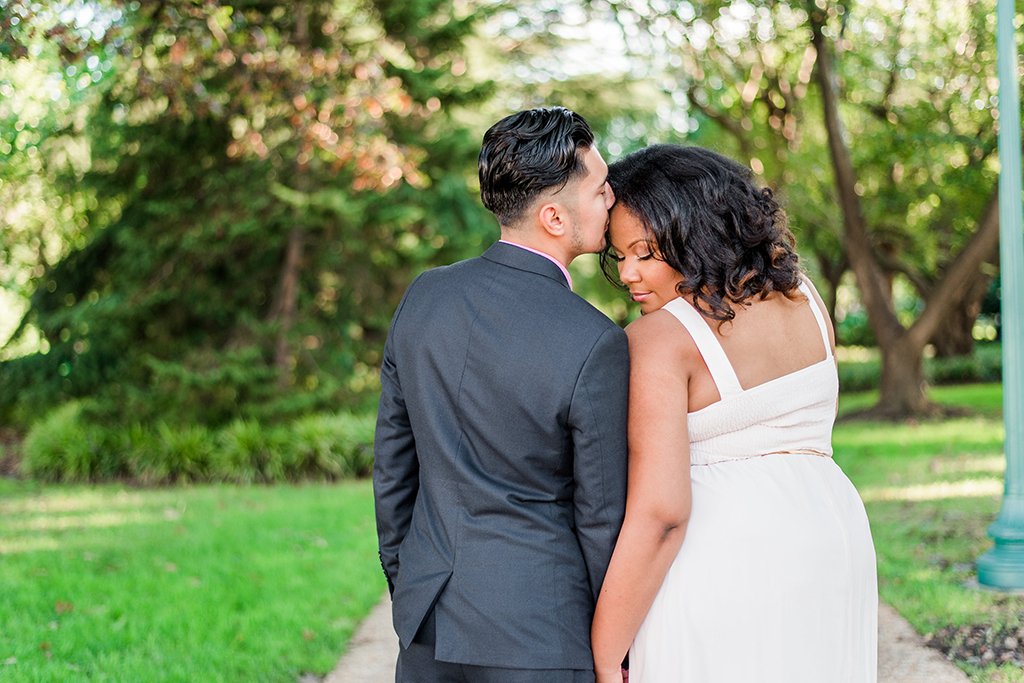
top-left (610, 250), bottom-right (653, 262)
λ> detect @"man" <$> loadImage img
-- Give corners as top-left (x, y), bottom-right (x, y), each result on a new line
top-left (374, 107), bottom-right (629, 682)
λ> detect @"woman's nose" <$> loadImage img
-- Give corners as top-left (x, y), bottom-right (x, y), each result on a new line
top-left (618, 260), bottom-right (639, 283)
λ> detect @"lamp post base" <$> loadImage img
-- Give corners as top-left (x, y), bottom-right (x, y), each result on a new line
top-left (977, 542), bottom-right (1024, 590)
top-left (978, 496), bottom-right (1024, 589)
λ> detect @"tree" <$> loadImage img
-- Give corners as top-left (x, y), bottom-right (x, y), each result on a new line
top-left (808, 0), bottom-right (1000, 415)
top-left (569, 0), bottom-right (1002, 415)
top-left (0, 0), bottom-right (495, 426)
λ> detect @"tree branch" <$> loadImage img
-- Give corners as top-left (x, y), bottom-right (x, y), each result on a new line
top-left (908, 186), bottom-right (1000, 349)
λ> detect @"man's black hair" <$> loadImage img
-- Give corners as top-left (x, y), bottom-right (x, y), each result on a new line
top-left (478, 107), bottom-right (595, 228)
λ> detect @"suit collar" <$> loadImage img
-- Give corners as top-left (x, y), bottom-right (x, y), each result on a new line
top-left (481, 241), bottom-right (571, 290)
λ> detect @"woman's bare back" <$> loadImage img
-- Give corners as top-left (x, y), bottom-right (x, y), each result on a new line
top-left (678, 278), bottom-right (836, 413)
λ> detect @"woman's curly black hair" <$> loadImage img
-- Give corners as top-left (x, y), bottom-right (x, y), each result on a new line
top-left (601, 144), bottom-right (802, 322)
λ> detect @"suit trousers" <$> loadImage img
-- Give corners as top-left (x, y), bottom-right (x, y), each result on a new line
top-left (395, 609), bottom-right (596, 683)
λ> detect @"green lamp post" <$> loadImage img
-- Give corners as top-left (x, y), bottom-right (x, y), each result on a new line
top-left (976, 0), bottom-right (1024, 589)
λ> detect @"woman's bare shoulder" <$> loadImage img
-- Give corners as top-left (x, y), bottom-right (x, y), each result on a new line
top-left (624, 305), bottom-right (702, 366)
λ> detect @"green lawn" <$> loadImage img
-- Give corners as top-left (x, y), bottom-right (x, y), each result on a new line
top-left (0, 381), bottom-right (1017, 681)
top-left (0, 481), bottom-right (385, 683)
top-left (835, 382), bottom-right (1021, 681)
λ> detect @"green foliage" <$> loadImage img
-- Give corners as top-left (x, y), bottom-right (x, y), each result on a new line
top-left (0, 0), bottom-right (496, 431)
top-left (836, 307), bottom-right (877, 348)
top-left (18, 404), bottom-right (377, 485)
top-left (837, 358), bottom-right (883, 394)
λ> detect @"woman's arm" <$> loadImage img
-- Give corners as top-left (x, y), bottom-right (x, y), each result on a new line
top-left (591, 310), bottom-right (696, 682)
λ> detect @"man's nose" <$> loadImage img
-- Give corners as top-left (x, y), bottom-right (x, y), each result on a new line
top-left (604, 183), bottom-right (615, 210)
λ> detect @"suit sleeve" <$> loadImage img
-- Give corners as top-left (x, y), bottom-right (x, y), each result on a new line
top-left (373, 291), bottom-right (419, 597)
top-left (568, 324), bottom-right (630, 604)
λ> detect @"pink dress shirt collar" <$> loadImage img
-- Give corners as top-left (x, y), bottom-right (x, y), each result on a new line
top-left (498, 240), bottom-right (573, 291)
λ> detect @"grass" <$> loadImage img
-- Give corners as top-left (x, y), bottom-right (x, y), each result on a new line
top-left (0, 480), bottom-right (385, 683)
top-left (0, 381), bottom-right (1016, 681)
top-left (834, 382), bottom-right (1023, 681)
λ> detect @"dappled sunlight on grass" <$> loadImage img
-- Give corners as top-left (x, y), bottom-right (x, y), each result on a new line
top-left (834, 418), bottom-right (1004, 451)
top-left (832, 414), bottom-right (1006, 491)
top-left (0, 536), bottom-right (60, 554)
top-left (0, 487), bottom-right (193, 555)
top-left (931, 455), bottom-right (1006, 475)
top-left (860, 477), bottom-right (1003, 502)
top-left (2, 510), bottom-right (167, 534)
top-left (0, 489), bottom-right (147, 516)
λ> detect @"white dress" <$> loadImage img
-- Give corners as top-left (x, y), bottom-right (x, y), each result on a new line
top-left (629, 280), bottom-right (878, 683)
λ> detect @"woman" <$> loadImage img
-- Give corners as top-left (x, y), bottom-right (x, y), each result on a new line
top-left (591, 145), bottom-right (877, 683)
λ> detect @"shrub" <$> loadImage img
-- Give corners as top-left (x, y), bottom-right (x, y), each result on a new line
top-left (838, 361), bottom-right (880, 393)
top-left (212, 419), bottom-right (288, 484)
top-left (158, 423), bottom-right (215, 483)
top-left (22, 403), bottom-right (95, 482)
top-left (123, 423), bottom-right (162, 484)
top-left (286, 413), bottom-right (376, 479)
top-left (838, 343), bottom-right (1003, 393)
top-left (128, 423), bottom-right (214, 484)
top-left (928, 344), bottom-right (1003, 385)
top-left (17, 406), bottom-right (376, 485)
top-left (284, 414), bottom-right (341, 480)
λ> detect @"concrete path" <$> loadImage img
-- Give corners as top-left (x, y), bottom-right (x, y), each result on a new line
top-left (324, 595), bottom-right (968, 682)
top-left (322, 595), bottom-right (399, 683)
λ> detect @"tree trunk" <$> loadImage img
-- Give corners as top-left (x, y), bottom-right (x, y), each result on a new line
top-left (905, 189), bottom-right (1000, 353)
top-left (808, 6), bottom-right (925, 413)
top-left (270, 224), bottom-right (305, 381)
top-left (808, 10), bottom-right (903, 348)
top-left (815, 252), bottom-right (847, 339)
top-left (929, 270), bottom-right (992, 357)
top-left (874, 336), bottom-right (928, 417)
top-left (268, 1), bottom-right (309, 385)
top-left (930, 302), bottom-right (978, 357)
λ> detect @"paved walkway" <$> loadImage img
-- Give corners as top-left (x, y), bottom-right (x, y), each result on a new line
top-left (324, 595), bottom-right (968, 682)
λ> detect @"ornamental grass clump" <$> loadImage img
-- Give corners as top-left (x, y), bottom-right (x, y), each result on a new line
top-left (287, 413), bottom-right (375, 479)
top-left (213, 418), bottom-right (288, 483)
top-left (20, 402), bottom-right (113, 482)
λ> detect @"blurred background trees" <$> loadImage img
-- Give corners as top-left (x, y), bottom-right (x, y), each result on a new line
top-left (0, 0), bottom-right (1008, 437)
top-left (1, 0), bottom-right (497, 427)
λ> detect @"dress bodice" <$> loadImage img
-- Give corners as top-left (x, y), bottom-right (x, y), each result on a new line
top-left (660, 279), bottom-right (839, 466)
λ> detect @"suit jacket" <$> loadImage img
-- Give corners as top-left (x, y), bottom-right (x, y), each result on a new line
top-left (373, 241), bottom-right (629, 670)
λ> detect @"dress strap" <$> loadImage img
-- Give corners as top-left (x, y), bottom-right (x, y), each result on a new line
top-left (661, 297), bottom-right (744, 399)
top-left (797, 278), bottom-right (833, 360)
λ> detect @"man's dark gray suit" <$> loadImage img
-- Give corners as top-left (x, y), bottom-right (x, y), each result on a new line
top-left (374, 241), bottom-right (629, 677)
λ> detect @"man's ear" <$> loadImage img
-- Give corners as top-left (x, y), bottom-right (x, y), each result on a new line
top-left (538, 202), bottom-right (567, 238)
